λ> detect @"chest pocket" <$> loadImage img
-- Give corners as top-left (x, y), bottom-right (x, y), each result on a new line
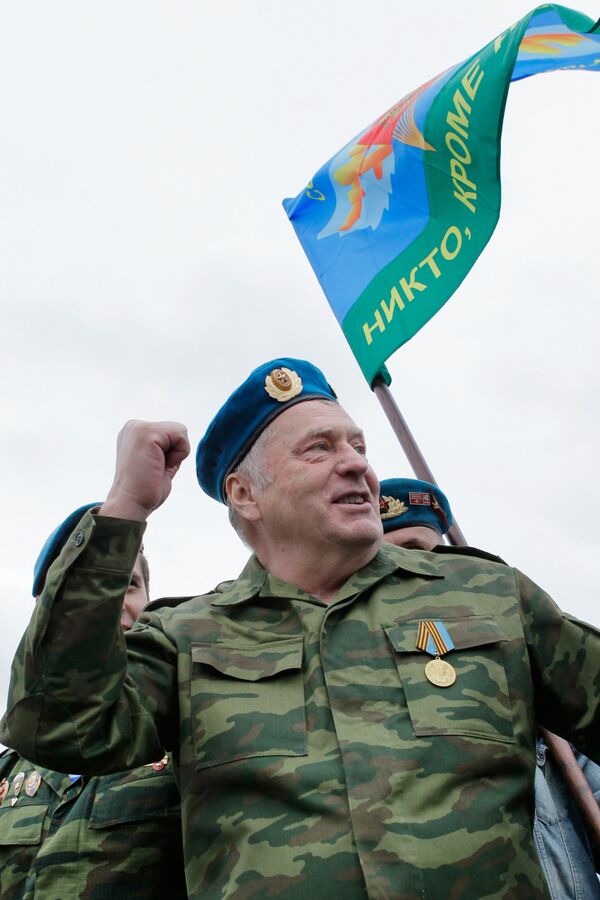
top-left (191, 638), bottom-right (307, 770)
top-left (88, 765), bottom-right (180, 828)
top-left (0, 803), bottom-right (46, 845)
top-left (385, 616), bottom-right (516, 743)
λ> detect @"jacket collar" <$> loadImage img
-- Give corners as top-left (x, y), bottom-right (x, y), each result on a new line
top-left (210, 543), bottom-right (442, 608)
top-left (210, 555), bottom-right (269, 607)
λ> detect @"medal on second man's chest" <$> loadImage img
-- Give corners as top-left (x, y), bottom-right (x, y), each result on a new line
top-left (25, 771), bottom-right (42, 797)
top-left (152, 754), bottom-right (168, 772)
top-left (416, 620), bottom-right (456, 688)
top-left (145, 753), bottom-right (168, 772)
top-left (11, 771), bottom-right (25, 805)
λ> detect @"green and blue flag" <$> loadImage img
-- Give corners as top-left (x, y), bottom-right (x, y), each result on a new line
top-left (283, 5), bottom-right (600, 386)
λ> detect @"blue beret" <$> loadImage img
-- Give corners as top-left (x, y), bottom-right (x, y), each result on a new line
top-left (32, 502), bottom-right (101, 597)
top-left (196, 357), bottom-right (337, 503)
top-left (379, 478), bottom-right (453, 535)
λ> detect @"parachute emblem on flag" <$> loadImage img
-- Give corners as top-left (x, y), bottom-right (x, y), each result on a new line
top-left (318, 74), bottom-right (443, 240)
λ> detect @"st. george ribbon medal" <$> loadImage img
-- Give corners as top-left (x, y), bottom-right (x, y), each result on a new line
top-left (425, 656), bottom-right (456, 687)
top-left (416, 620), bottom-right (457, 688)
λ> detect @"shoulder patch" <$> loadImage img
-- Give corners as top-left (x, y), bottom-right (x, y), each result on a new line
top-left (431, 545), bottom-right (508, 566)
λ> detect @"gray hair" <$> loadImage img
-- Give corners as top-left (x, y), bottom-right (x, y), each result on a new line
top-left (226, 421), bottom-right (275, 542)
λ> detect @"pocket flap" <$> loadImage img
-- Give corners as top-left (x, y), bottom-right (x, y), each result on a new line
top-left (0, 804), bottom-right (46, 845)
top-left (192, 638), bottom-right (304, 681)
top-left (88, 766), bottom-right (180, 828)
top-left (385, 616), bottom-right (506, 654)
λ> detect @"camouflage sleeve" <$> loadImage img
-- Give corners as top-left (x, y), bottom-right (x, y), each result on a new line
top-left (0, 511), bottom-right (177, 775)
top-left (516, 568), bottom-right (600, 761)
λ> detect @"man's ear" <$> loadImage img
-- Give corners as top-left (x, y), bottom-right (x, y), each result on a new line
top-left (225, 471), bottom-right (262, 523)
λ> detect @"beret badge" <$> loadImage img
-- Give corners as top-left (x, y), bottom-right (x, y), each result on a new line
top-left (264, 367), bottom-right (303, 402)
top-left (379, 496), bottom-right (408, 520)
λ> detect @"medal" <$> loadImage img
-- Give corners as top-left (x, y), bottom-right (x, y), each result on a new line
top-left (25, 771), bottom-right (42, 797)
top-left (11, 771), bottom-right (25, 806)
top-left (416, 620), bottom-right (457, 688)
top-left (0, 778), bottom-right (8, 804)
top-left (425, 657), bottom-right (456, 688)
top-left (151, 754), bottom-right (168, 772)
top-left (145, 753), bottom-right (168, 772)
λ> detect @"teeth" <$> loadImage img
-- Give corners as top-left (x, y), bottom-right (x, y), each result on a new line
top-left (339, 496), bottom-right (364, 504)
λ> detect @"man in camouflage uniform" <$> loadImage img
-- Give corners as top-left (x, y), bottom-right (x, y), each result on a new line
top-left (3, 357), bottom-right (600, 900)
top-left (0, 504), bottom-right (186, 900)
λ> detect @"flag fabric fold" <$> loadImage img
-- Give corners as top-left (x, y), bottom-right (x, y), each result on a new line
top-left (283, 5), bottom-right (600, 386)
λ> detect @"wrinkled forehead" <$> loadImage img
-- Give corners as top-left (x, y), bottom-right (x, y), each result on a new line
top-left (385, 523), bottom-right (442, 550)
top-left (265, 398), bottom-right (363, 445)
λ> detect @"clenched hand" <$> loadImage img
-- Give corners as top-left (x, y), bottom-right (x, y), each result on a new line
top-left (100, 420), bottom-right (190, 521)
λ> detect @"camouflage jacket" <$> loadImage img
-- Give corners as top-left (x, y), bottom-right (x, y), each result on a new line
top-left (3, 511), bottom-right (600, 899)
top-left (0, 748), bottom-right (185, 900)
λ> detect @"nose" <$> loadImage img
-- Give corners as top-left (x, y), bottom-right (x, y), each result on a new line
top-left (335, 443), bottom-right (370, 477)
top-left (121, 599), bottom-right (135, 632)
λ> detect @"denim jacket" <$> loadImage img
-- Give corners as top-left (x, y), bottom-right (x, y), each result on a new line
top-left (534, 738), bottom-right (600, 899)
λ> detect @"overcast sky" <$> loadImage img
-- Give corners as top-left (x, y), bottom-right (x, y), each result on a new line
top-left (1, 1), bottom-right (599, 713)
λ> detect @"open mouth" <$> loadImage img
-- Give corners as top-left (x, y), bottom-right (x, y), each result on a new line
top-left (333, 493), bottom-right (369, 506)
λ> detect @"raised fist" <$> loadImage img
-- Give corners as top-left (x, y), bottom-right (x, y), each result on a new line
top-left (99, 420), bottom-right (190, 521)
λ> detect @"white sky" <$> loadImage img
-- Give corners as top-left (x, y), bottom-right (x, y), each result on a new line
top-left (1, 1), bottom-right (599, 712)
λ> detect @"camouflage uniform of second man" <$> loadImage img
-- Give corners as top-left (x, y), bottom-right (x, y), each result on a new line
top-left (0, 505), bottom-right (185, 900)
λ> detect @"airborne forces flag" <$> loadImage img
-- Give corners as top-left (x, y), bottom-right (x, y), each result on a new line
top-left (283, 5), bottom-right (600, 386)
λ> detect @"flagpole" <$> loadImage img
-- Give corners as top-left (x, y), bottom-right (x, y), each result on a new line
top-left (371, 374), bottom-right (600, 849)
top-left (372, 376), bottom-right (467, 546)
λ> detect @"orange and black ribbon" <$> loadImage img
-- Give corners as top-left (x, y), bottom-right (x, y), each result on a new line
top-left (416, 620), bottom-right (454, 657)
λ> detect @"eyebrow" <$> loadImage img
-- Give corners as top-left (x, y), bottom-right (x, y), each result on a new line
top-left (294, 425), bottom-right (366, 450)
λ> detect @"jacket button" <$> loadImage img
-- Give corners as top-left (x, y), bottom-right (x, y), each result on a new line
top-left (74, 530), bottom-right (85, 547)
